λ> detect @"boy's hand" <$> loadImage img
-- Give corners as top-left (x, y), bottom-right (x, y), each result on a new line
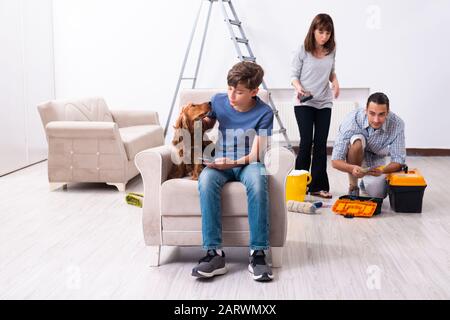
top-left (206, 157), bottom-right (236, 170)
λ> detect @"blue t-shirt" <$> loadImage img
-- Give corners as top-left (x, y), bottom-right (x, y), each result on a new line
top-left (209, 93), bottom-right (274, 160)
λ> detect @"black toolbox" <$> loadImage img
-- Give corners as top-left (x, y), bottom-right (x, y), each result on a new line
top-left (387, 169), bottom-right (427, 213)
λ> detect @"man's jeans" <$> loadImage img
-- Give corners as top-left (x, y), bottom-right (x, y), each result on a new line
top-left (198, 162), bottom-right (270, 251)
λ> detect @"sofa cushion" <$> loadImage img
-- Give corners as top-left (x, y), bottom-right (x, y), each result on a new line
top-left (119, 125), bottom-right (164, 161)
top-left (161, 178), bottom-right (249, 216)
top-left (61, 97), bottom-right (114, 122)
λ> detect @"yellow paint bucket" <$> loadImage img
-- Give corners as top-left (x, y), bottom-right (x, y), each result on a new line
top-left (286, 170), bottom-right (312, 202)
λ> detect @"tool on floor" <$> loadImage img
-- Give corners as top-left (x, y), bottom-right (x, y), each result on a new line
top-left (164, 0), bottom-right (293, 150)
top-left (287, 200), bottom-right (322, 214)
top-left (125, 192), bottom-right (144, 208)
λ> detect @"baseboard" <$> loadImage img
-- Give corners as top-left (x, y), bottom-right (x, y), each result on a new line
top-left (405, 148), bottom-right (450, 156)
top-left (0, 159), bottom-right (47, 177)
top-left (290, 146), bottom-right (450, 157)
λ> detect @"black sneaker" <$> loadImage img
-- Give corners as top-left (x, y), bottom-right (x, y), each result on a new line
top-left (248, 250), bottom-right (273, 282)
top-left (348, 185), bottom-right (360, 197)
top-left (192, 250), bottom-right (227, 278)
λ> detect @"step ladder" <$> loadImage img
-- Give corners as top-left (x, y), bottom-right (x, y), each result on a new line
top-left (164, 0), bottom-right (292, 150)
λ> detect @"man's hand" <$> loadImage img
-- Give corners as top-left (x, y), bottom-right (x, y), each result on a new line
top-left (351, 165), bottom-right (366, 178)
top-left (206, 157), bottom-right (237, 170)
top-left (367, 167), bottom-right (383, 177)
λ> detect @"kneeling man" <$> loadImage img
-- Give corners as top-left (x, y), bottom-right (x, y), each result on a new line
top-left (331, 92), bottom-right (406, 198)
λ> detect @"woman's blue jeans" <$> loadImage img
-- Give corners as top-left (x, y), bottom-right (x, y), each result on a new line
top-left (198, 162), bottom-right (270, 251)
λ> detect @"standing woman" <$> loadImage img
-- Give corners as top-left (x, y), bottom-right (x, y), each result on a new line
top-left (290, 13), bottom-right (339, 199)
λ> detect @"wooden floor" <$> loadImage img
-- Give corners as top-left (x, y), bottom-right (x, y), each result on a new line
top-left (0, 157), bottom-right (449, 300)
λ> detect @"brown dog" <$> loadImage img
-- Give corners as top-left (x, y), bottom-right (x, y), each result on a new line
top-left (169, 102), bottom-right (214, 180)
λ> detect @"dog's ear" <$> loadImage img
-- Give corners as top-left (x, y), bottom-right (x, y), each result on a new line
top-left (174, 113), bottom-right (192, 132)
top-left (172, 112), bottom-right (184, 145)
top-left (181, 112), bottom-right (192, 131)
top-left (181, 103), bottom-right (193, 113)
top-left (174, 104), bottom-right (193, 129)
top-left (174, 112), bottom-right (184, 129)
top-left (171, 128), bottom-right (183, 146)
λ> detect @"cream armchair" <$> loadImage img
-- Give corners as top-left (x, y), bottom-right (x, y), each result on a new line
top-left (135, 89), bottom-right (295, 267)
top-left (38, 97), bottom-right (164, 191)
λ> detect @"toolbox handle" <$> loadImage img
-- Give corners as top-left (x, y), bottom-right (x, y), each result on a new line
top-left (401, 164), bottom-right (408, 173)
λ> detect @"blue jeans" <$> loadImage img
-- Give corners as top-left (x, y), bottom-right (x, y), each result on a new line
top-left (198, 162), bottom-right (270, 251)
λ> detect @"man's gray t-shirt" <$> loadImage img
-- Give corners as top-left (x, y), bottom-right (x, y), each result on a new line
top-left (290, 44), bottom-right (336, 109)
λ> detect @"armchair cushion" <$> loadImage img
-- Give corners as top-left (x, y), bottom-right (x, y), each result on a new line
top-left (63, 97), bottom-right (114, 122)
top-left (119, 125), bottom-right (164, 161)
top-left (111, 110), bottom-right (161, 128)
top-left (161, 179), bottom-right (248, 216)
top-left (39, 97), bottom-right (113, 128)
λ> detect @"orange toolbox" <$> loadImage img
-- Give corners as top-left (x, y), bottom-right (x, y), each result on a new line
top-left (332, 196), bottom-right (382, 218)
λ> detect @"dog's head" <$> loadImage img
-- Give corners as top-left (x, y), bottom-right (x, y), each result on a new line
top-left (173, 102), bottom-right (211, 132)
top-left (172, 102), bottom-right (211, 151)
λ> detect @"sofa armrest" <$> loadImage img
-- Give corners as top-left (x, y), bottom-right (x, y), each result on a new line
top-left (110, 110), bottom-right (161, 128)
top-left (264, 146), bottom-right (295, 246)
top-left (135, 145), bottom-right (173, 246)
top-left (46, 121), bottom-right (119, 139)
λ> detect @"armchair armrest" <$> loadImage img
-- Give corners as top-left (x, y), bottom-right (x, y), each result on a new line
top-left (264, 146), bottom-right (295, 185)
top-left (46, 121), bottom-right (119, 139)
top-left (135, 145), bottom-right (173, 245)
top-left (264, 146), bottom-right (295, 246)
top-left (110, 110), bottom-right (161, 128)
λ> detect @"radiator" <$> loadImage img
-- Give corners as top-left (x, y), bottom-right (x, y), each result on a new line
top-left (327, 101), bottom-right (358, 142)
top-left (273, 100), bottom-right (358, 143)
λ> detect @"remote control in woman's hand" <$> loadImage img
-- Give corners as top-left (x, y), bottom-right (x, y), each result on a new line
top-left (300, 94), bottom-right (314, 103)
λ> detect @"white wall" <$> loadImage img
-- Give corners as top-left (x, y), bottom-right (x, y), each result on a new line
top-left (52, 0), bottom-right (450, 148)
top-left (0, 0), bottom-right (54, 176)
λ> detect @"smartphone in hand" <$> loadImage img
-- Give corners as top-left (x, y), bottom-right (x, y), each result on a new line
top-left (361, 166), bottom-right (381, 174)
top-left (300, 94), bottom-right (314, 103)
top-left (198, 156), bottom-right (214, 164)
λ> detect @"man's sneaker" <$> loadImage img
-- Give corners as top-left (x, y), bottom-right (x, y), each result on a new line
top-left (192, 249), bottom-right (227, 278)
top-left (359, 180), bottom-right (369, 197)
top-left (248, 250), bottom-right (273, 282)
top-left (348, 185), bottom-right (360, 197)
